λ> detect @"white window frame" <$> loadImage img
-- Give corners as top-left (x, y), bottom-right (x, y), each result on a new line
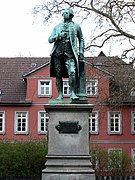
top-left (38, 80), bottom-right (52, 97)
top-left (131, 148), bottom-right (135, 170)
top-left (38, 111), bottom-right (49, 134)
top-left (108, 148), bottom-right (122, 170)
top-left (63, 80), bottom-right (70, 97)
top-left (14, 111), bottom-right (28, 134)
top-left (130, 88), bottom-right (135, 96)
top-left (89, 111), bottom-right (98, 134)
top-left (86, 80), bottom-right (98, 96)
top-left (0, 111), bottom-right (5, 134)
top-left (108, 111), bottom-right (122, 134)
top-left (131, 111), bottom-right (135, 134)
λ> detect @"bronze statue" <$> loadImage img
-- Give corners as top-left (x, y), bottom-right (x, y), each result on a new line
top-left (48, 8), bottom-right (85, 100)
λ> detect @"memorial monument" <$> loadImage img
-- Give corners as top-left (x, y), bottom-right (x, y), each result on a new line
top-left (42, 8), bottom-right (95, 180)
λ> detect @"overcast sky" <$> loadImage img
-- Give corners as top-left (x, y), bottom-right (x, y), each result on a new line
top-left (0, 0), bottom-right (53, 57)
top-left (0, 0), bottom-right (94, 58)
top-left (0, 0), bottom-right (132, 60)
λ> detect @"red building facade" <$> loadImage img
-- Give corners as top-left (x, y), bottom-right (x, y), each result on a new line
top-left (0, 54), bottom-right (135, 171)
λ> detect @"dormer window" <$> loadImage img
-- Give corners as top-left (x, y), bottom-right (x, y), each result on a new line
top-left (38, 80), bottom-right (52, 97)
top-left (63, 80), bottom-right (70, 97)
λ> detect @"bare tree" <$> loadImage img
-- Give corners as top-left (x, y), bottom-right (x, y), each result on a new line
top-left (34, 0), bottom-right (135, 61)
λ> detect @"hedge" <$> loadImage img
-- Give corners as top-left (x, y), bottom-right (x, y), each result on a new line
top-left (90, 147), bottom-right (132, 177)
top-left (0, 141), bottom-right (48, 178)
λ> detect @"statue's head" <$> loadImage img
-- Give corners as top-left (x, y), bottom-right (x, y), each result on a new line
top-left (62, 8), bottom-right (74, 20)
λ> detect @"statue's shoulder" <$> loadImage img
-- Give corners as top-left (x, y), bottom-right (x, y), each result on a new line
top-left (53, 23), bottom-right (63, 32)
top-left (55, 23), bottom-right (63, 28)
top-left (71, 22), bottom-right (81, 28)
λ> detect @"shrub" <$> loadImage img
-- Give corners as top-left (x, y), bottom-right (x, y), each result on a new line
top-left (108, 150), bottom-right (132, 177)
top-left (90, 147), bottom-right (132, 177)
top-left (0, 141), bottom-right (48, 178)
top-left (90, 147), bottom-right (108, 176)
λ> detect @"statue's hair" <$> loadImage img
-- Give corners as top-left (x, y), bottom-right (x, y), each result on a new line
top-left (62, 8), bottom-right (74, 18)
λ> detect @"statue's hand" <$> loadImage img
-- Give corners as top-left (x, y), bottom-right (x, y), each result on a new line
top-left (58, 32), bottom-right (66, 39)
top-left (79, 53), bottom-right (84, 61)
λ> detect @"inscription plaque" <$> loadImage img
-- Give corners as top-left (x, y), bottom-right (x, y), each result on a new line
top-left (55, 121), bottom-right (82, 134)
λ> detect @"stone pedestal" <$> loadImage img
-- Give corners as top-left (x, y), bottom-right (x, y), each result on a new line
top-left (42, 103), bottom-right (95, 180)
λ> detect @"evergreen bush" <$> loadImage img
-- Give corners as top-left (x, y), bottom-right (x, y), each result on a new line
top-left (0, 141), bottom-right (48, 178)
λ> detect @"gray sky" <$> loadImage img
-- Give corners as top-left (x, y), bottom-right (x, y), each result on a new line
top-left (0, 0), bottom-right (94, 57)
top-left (0, 0), bottom-right (132, 60)
top-left (0, 0), bottom-right (53, 57)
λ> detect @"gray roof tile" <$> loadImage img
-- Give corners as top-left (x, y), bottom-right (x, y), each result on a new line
top-left (0, 57), bottom-right (49, 103)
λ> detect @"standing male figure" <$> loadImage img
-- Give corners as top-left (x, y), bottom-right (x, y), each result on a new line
top-left (48, 8), bottom-right (85, 100)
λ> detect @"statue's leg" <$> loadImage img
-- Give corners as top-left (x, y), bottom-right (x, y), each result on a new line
top-left (54, 57), bottom-right (63, 100)
top-left (69, 74), bottom-right (79, 100)
top-left (56, 78), bottom-right (63, 100)
top-left (65, 59), bottom-right (79, 100)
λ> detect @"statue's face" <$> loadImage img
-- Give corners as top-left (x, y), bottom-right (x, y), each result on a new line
top-left (63, 9), bottom-right (70, 20)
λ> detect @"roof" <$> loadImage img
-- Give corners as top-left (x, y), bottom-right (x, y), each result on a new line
top-left (0, 55), bottom-right (135, 105)
top-left (85, 54), bottom-right (135, 105)
top-left (0, 57), bottom-right (49, 104)
top-left (23, 62), bottom-right (50, 78)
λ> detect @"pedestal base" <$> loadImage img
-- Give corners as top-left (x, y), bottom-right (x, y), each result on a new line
top-left (42, 155), bottom-right (95, 180)
top-left (42, 173), bottom-right (95, 180)
top-left (42, 104), bottom-right (95, 180)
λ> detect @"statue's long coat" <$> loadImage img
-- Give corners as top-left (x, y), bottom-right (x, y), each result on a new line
top-left (48, 21), bottom-right (84, 78)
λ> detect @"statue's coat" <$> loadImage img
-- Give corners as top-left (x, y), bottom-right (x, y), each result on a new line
top-left (48, 22), bottom-right (84, 78)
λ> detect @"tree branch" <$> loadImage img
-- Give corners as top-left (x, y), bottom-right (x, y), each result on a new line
top-left (90, 0), bottom-right (135, 40)
top-left (85, 33), bottom-right (123, 50)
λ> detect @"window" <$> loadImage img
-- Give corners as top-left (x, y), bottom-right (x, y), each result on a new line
top-left (86, 80), bottom-right (98, 96)
top-left (62, 79), bottom-right (98, 97)
top-left (89, 111), bottom-right (98, 134)
top-left (131, 149), bottom-right (135, 169)
top-left (63, 80), bottom-right (70, 96)
top-left (38, 111), bottom-right (49, 134)
top-left (130, 88), bottom-right (135, 96)
top-left (108, 111), bottom-right (122, 134)
top-left (0, 111), bottom-right (5, 134)
top-left (14, 112), bottom-right (28, 134)
top-left (108, 148), bottom-right (122, 170)
top-left (131, 111), bottom-right (135, 134)
top-left (38, 80), bottom-right (52, 97)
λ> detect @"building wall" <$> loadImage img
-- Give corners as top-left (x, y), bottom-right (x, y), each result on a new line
top-left (1, 63), bottom-right (135, 172)
top-left (0, 64), bottom-right (110, 141)
top-left (0, 105), bottom-right (46, 141)
top-left (90, 105), bottom-right (135, 159)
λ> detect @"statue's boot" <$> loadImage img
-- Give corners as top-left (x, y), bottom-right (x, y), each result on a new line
top-left (69, 75), bottom-right (79, 100)
top-left (56, 92), bottom-right (63, 100)
top-left (56, 78), bottom-right (63, 100)
top-left (70, 91), bottom-right (79, 100)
